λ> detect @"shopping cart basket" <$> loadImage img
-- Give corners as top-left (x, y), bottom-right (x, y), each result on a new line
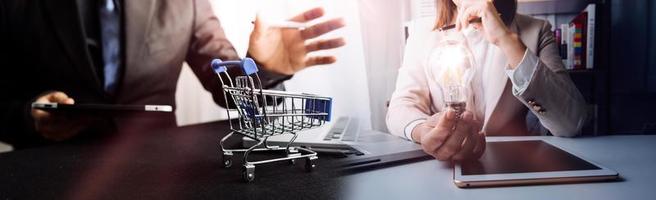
top-left (211, 58), bottom-right (332, 182)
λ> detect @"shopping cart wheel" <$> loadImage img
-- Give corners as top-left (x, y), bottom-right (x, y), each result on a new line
top-left (288, 148), bottom-right (299, 165)
top-left (222, 152), bottom-right (233, 168)
top-left (223, 156), bottom-right (233, 168)
top-left (242, 165), bottom-right (255, 183)
top-left (304, 156), bottom-right (318, 172)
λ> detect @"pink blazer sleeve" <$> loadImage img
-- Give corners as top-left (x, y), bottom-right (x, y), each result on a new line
top-left (386, 27), bottom-right (437, 139)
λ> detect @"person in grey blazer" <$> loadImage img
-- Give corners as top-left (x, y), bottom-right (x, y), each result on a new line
top-left (0, 0), bottom-right (345, 148)
top-left (387, 0), bottom-right (587, 161)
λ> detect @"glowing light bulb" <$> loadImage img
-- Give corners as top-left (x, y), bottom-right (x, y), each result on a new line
top-left (427, 30), bottom-right (476, 115)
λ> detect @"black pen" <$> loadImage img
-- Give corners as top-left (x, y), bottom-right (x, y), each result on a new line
top-left (437, 17), bottom-right (482, 32)
top-left (250, 20), bottom-right (308, 29)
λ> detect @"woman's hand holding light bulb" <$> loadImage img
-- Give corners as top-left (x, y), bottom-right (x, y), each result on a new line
top-left (416, 29), bottom-right (484, 161)
top-left (412, 110), bottom-right (485, 161)
top-left (414, 0), bottom-right (501, 161)
top-left (410, 0), bottom-right (529, 161)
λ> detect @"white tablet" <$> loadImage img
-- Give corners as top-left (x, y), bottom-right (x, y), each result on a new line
top-left (454, 139), bottom-right (619, 188)
top-left (32, 103), bottom-right (172, 116)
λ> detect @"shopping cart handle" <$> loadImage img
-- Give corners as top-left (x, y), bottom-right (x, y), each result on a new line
top-left (211, 58), bottom-right (259, 76)
top-left (211, 59), bottom-right (228, 74)
top-left (241, 58), bottom-right (259, 76)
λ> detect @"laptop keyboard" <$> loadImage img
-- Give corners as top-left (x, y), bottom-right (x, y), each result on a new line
top-left (341, 119), bottom-right (359, 141)
top-left (323, 117), bottom-right (359, 141)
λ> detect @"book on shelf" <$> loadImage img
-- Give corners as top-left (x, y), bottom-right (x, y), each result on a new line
top-left (571, 11), bottom-right (587, 70)
top-left (555, 4), bottom-right (596, 70)
top-left (559, 24), bottom-right (568, 68)
top-left (584, 4), bottom-right (595, 70)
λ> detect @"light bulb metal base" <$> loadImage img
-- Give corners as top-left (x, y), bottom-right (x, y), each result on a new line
top-left (445, 101), bottom-right (466, 117)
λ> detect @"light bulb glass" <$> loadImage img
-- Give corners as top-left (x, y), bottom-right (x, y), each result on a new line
top-left (426, 30), bottom-right (476, 114)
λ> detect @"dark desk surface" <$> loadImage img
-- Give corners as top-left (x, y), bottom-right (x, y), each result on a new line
top-left (0, 121), bottom-right (344, 199)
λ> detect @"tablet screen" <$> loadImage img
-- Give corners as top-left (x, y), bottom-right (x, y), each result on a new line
top-left (460, 140), bottom-right (600, 175)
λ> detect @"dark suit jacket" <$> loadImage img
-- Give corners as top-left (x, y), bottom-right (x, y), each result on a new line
top-left (0, 0), bottom-right (288, 148)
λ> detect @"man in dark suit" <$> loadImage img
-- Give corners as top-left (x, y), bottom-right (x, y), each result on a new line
top-left (0, 0), bottom-right (346, 148)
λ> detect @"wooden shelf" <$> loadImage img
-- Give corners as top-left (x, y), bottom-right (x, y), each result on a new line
top-left (517, 0), bottom-right (595, 15)
top-left (566, 69), bottom-right (601, 74)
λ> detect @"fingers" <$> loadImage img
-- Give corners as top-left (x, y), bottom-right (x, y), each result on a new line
top-left (462, 8), bottom-right (474, 30)
top-left (470, 116), bottom-right (483, 133)
top-left (251, 7), bottom-right (346, 73)
top-left (48, 91), bottom-right (68, 102)
top-left (426, 110), bottom-right (457, 159)
top-left (452, 133), bottom-right (476, 161)
top-left (33, 94), bottom-right (53, 119)
top-left (471, 131), bottom-right (486, 159)
top-left (437, 110), bottom-right (458, 131)
top-left (457, 6), bottom-right (478, 31)
top-left (305, 37), bottom-right (346, 52)
top-left (450, 114), bottom-right (483, 161)
top-left (455, 0), bottom-right (491, 31)
top-left (32, 91), bottom-right (74, 120)
top-left (300, 18), bottom-right (345, 40)
top-left (421, 123), bottom-right (452, 157)
top-left (290, 7), bottom-right (325, 23)
top-left (418, 112), bottom-right (448, 157)
top-left (48, 91), bottom-right (75, 104)
top-left (420, 109), bottom-right (485, 161)
top-left (252, 13), bottom-right (265, 35)
top-left (304, 56), bottom-right (336, 67)
top-left (435, 111), bottom-right (473, 160)
top-left (31, 91), bottom-right (84, 141)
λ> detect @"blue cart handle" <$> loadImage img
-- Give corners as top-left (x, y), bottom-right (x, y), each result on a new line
top-left (211, 58), bottom-right (259, 75)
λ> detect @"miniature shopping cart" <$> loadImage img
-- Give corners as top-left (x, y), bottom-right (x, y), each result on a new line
top-left (211, 58), bottom-right (332, 182)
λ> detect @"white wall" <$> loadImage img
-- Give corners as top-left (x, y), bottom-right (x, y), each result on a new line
top-left (357, 0), bottom-right (408, 132)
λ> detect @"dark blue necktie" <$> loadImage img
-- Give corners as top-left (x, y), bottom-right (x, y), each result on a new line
top-left (99, 0), bottom-right (120, 93)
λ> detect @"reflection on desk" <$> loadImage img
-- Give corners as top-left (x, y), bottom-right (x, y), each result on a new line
top-left (0, 121), bottom-right (345, 199)
top-left (0, 141), bottom-right (12, 153)
top-left (343, 135), bottom-right (656, 200)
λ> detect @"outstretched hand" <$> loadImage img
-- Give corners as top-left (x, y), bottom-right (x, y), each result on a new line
top-left (248, 7), bottom-right (346, 75)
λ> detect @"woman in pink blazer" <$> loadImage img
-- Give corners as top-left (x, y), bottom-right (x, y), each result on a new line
top-left (387, 0), bottom-right (587, 161)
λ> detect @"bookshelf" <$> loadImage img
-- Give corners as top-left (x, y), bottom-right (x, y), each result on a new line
top-left (518, 0), bottom-right (610, 135)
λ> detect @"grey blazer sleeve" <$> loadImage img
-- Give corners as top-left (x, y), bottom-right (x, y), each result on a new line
top-left (512, 20), bottom-right (588, 137)
top-left (185, 0), bottom-right (290, 108)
